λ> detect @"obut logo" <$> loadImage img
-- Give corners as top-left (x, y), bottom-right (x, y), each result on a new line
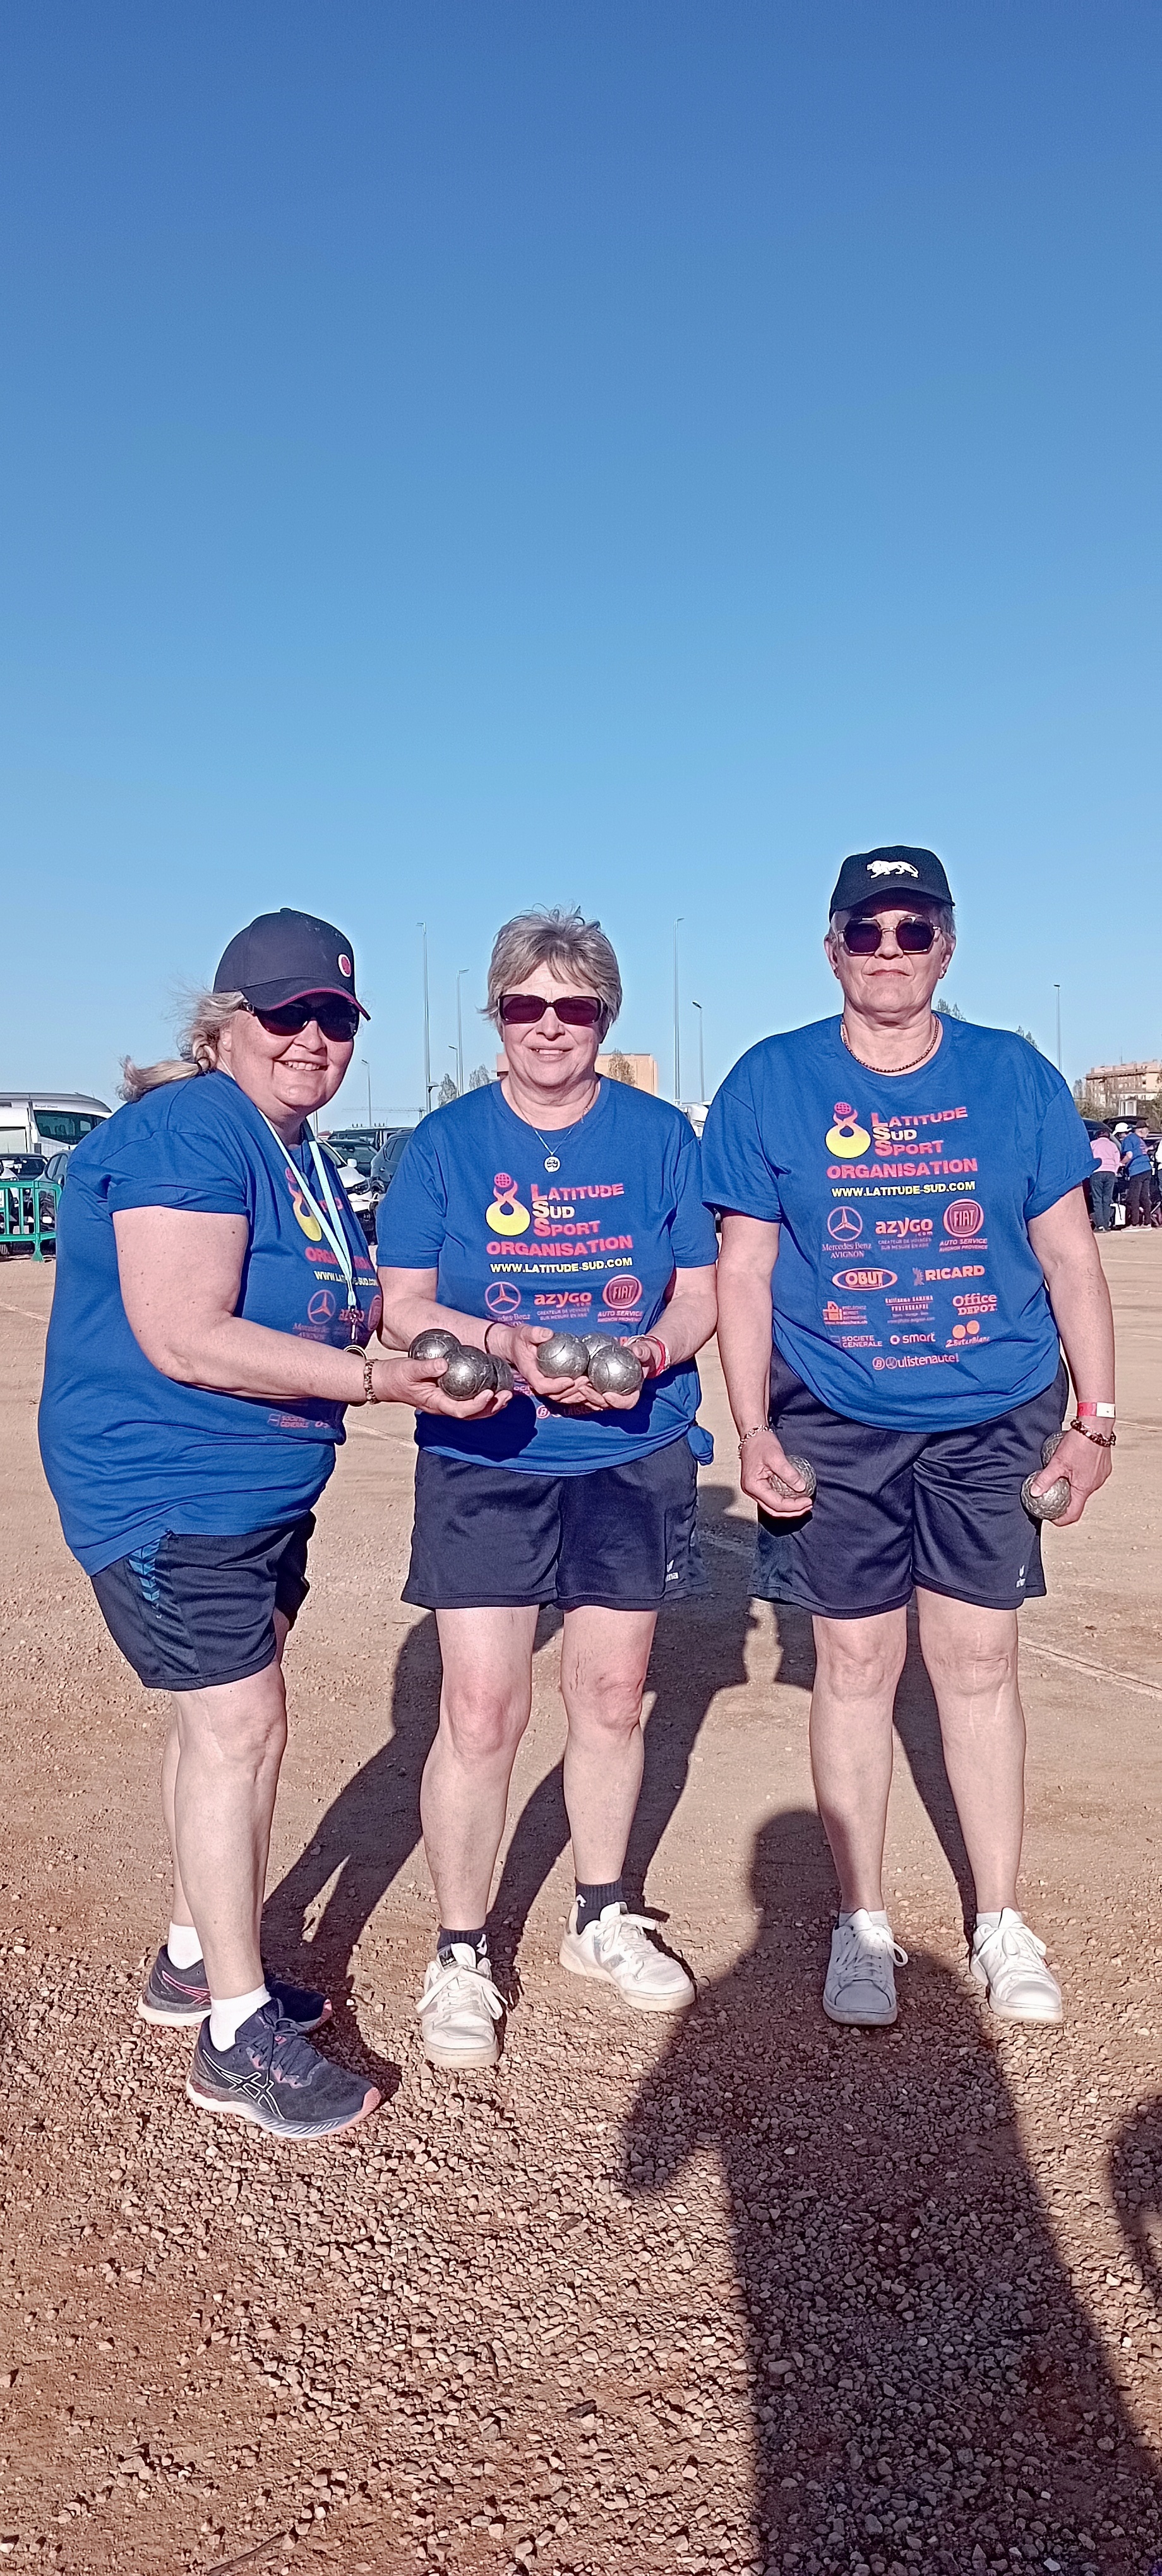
top-left (943, 1199), bottom-right (984, 1238)
top-left (832, 1267), bottom-right (897, 1291)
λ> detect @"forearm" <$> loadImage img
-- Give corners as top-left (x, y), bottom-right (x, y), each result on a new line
top-left (640, 1276), bottom-right (718, 1371)
top-left (145, 1315), bottom-right (369, 1405)
top-left (716, 1260), bottom-right (776, 1434)
top-left (1041, 1251), bottom-right (1116, 1402)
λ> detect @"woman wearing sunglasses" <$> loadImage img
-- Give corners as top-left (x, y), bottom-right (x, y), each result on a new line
top-left (705, 847), bottom-right (1113, 2032)
top-left (39, 908), bottom-right (484, 2142)
top-left (377, 908), bottom-right (719, 2069)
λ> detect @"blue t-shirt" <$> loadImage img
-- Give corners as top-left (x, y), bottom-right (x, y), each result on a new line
top-left (701, 1015), bottom-right (1094, 1431)
top-left (39, 1071), bottom-right (381, 1573)
top-left (1120, 1134), bottom-right (1152, 1175)
top-left (376, 1078), bottom-right (717, 1473)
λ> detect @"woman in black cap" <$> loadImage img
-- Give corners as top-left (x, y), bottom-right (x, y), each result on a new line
top-left (704, 849), bottom-right (1115, 2033)
top-left (39, 909), bottom-right (496, 2142)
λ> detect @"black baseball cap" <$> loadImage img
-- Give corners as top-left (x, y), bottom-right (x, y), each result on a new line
top-left (213, 909), bottom-right (369, 1018)
top-left (829, 845), bottom-right (954, 919)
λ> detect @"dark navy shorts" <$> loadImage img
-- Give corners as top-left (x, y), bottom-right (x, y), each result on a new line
top-left (753, 1351), bottom-right (1069, 1619)
top-left (404, 1436), bottom-right (703, 1613)
top-left (90, 1515), bottom-right (314, 1691)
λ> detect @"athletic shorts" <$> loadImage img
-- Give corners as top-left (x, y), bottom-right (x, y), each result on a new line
top-left (404, 1435), bottom-right (703, 1613)
top-left (752, 1351), bottom-right (1069, 1619)
top-left (89, 1515), bottom-right (314, 1691)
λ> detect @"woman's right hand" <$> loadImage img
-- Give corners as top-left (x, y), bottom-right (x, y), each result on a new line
top-left (738, 1427), bottom-right (813, 1517)
top-left (490, 1322), bottom-right (592, 1405)
top-left (369, 1355), bottom-right (510, 1417)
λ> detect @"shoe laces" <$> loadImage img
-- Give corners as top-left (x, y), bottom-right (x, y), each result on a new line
top-left (978, 1914), bottom-right (1047, 1966)
top-left (592, 1909), bottom-right (663, 1974)
top-left (834, 1916), bottom-right (908, 1977)
top-left (417, 1957), bottom-right (504, 2024)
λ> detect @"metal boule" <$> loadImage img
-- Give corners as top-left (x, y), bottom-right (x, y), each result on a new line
top-left (490, 1355), bottom-right (515, 1392)
top-left (581, 1332), bottom-right (611, 1359)
top-left (439, 1346), bottom-right (494, 1401)
top-left (409, 1330), bottom-right (462, 1362)
top-left (586, 1341), bottom-right (644, 1395)
top-left (537, 1332), bottom-right (592, 1379)
top-left (1021, 1429), bottom-right (1070, 1523)
top-left (770, 1453), bottom-right (817, 1502)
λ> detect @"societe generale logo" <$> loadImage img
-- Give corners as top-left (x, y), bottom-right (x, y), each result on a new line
top-left (832, 1267), bottom-right (897, 1291)
top-left (943, 1199), bottom-right (985, 1237)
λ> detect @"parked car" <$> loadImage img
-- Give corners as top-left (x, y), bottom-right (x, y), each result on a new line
top-left (0, 1091), bottom-right (111, 1160)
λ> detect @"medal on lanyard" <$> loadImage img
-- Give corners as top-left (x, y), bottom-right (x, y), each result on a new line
top-left (256, 1112), bottom-right (369, 1353)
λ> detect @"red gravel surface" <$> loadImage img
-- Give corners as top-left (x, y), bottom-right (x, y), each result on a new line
top-left (0, 1237), bottom-right (1159, 2575)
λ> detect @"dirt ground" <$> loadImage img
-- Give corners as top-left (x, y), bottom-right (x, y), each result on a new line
top-left (1, 1237), bottom-right (1160, 2576)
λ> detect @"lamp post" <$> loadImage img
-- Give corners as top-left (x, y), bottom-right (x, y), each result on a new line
top-left (692, 999), bottom-right (705, 1103)
top-left (418, 922), bottom-right (432, 1109)
top-left (456, 967), bottom-right (468, 1097)
top-left (361, 1058), bottom-right (373, 1127)
top-left (1054, 983), bottom-right (1062, 1071)
top-left (448, 1046), bottom-right (458, 1097)
top-left (673, 919), bottom-right (683, 1102)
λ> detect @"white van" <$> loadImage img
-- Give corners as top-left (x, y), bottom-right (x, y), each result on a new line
top-left (0, 1092), bottom-right (112, 1161)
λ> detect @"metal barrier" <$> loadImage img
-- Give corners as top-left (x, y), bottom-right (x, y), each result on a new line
top-left (0, 1177), bottom-right (60, 1260)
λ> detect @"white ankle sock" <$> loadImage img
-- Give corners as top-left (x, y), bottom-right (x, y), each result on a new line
top-left (839, 1909), bottom-right (889, 1928)
top-left (167, 1921), bottom-right (203, 1971)
top-left (208, 1987), bottom-right (270, 2050)
top-left (974, 1909), bottom-right (1007, 1938)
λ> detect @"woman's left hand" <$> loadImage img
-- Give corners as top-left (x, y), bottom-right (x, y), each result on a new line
top-left (554, 1336), bottom-right (659, 1414)
top-left (370, 1354), bottom-right (510, 1416)
top-left (1029, 1422), bottom-right (1112, 1525)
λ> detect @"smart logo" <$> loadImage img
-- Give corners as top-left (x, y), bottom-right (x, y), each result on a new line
top-left (827, 1208), bottom-right (864, 1242)
top-left (943, 1200), bottom-right (985, 1239)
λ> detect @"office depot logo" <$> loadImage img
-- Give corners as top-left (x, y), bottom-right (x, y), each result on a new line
top-left (832, 1267), bottom-right (897, 1291)
top-left (943, 1198), bottom-right (985, 1237)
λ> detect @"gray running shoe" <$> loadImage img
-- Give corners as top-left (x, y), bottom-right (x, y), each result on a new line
top-left (823, 1910), bottom-right (907, 2027)
top-left (186, 2002), bottom-right (379, 2140)
top-left (138, 1944), bottom-right (330, 2032)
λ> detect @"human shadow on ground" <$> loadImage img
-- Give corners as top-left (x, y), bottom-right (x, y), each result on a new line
top-left (626, 1808), bottom-right (1162, 2576)
top-left (263, 1481), bottom-right (760, 2004)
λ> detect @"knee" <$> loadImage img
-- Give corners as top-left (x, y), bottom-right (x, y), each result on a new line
top-left (927, 1633), bottom-right (1017, 1698)
top-left (179, 1693), bottom-right (286, 1777)
top-left (813, 1626), bottom-right (905, 1703)
top-left (564, 1662), bottom-right (645, 1742)
top-left (439, 1684), bottom-right (528, 1767)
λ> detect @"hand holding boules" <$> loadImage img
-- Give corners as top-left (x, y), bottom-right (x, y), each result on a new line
top-left (404, 1333), bottom-right (510, 1417)
top-left (1021, 1433), bottom-right (1070, 1524)
top-left (1024, 1421), bottom-right (1111, 1527)
top-left (739, 1428), bottom-right (816, 1518)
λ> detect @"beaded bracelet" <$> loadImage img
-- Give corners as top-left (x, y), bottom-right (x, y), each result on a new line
top-left (1069, 1415), bottom-right (1115, 1448)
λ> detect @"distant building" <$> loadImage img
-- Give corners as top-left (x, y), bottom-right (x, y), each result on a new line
top-left (1075, 1059), bottom-right (1162, 1118)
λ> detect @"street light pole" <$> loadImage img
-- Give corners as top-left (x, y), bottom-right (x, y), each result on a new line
top-left (418, 922), bottom-right (432, 1109)
top-left (1054, 983), bottom-right (1062, 1070)
top-left (361, 1058), bottom-right (372, 1126)
top-left (692, 1000), bottom-right (705, 1103)
top-left (456, 967), bottom-right (468, 1097)
top-left (673, 918), bottom-right (683, 1101)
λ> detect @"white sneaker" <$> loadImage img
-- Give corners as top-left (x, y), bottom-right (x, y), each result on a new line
top-left (417, 1947), bottom-right (505, 2068)
top-left (970, 1911), bottom-right (1062, 2023)
top-left (558, 1901), bottom-right (695, 2013)
top-left (823, 1910), bottom-right (907, 2027)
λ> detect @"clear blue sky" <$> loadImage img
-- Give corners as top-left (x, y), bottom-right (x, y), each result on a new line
top-left (2, 2), bottom-right (1158, 1118)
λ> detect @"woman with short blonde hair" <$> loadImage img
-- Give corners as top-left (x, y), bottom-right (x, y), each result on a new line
top-left (378, 907), bottom-right (719, 2071)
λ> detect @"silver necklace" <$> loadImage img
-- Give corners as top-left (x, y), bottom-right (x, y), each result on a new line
top-left (515, 1081), bottom-right (601, 1173)
top-left (841, 1015), bottom-right (941, 1076)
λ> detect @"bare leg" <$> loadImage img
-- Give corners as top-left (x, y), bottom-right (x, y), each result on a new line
top-left (421, 1607), bottom-right (540, 1928)
top-left (169, 1655), bottom-right (289, 1997)
top-left (915, 1589), bottom-right (1024, 1914)
top-left (559, 1606), bottom-right (658, 1881)
top-left (808, 1609), bottom-right (908, 1912)
top-left (162, 1611), bottom-right (289, 1933)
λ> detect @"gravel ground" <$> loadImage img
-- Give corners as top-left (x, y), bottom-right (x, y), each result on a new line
top-left (0, 1239), bottom-right (1159, 2573)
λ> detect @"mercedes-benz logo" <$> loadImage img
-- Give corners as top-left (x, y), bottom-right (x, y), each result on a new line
top-left (827, 1208), bottom-right (863, 1241)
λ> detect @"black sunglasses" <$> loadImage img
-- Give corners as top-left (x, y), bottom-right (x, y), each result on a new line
top-left (841, 916), bottom-right (939, 957)
top-left (499, 992), bottom-right (606, 1029)
top-left (249, 996), bottom-right (361, 1042)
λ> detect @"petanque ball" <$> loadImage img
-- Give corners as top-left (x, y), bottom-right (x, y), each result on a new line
top-left (538, 1332), bottom-right (592, 1379)
top-left (586, 1340), bottom-right (644, 1395)
top-left (581, 1331), bottom-right (611, 1358)
top-left (770, 1453), bottom-right (817, 1503)
top-left (409, 1329), bottom-right (462, 1362)
top-left (489, 1355), bottom-right (515, 1393)
top-left (1021, 1429), bottom-right (1070, 1524)
top-left (439, 1345), bottom-right (494, 1401)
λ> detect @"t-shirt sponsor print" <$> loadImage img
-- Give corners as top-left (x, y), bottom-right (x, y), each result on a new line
top-left (378, 1078), bottom-right (717, 1475)
top-left (701, 1015), bottom-right (1094, 1431)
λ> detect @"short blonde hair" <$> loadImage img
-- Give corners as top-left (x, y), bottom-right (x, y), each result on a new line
top-left (484, 909), bottom-right (622, 1035)
top-left (119, 989), bottom-right (248, 1102)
